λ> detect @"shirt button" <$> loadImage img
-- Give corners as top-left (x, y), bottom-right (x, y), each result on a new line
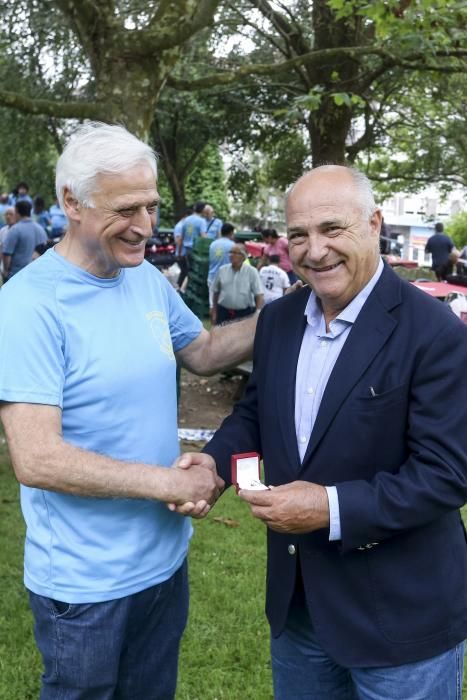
top-left (288, 544), bottom-right (296, 555)
top-left (299, 436), bottom-right (307, 444)
top-left (320, 341), bottom-right (326, 348)
top-left (307, 387), bottom-right (314, 395)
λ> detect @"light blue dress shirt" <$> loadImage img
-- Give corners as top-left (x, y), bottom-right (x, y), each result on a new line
top-left (294, 259), bottom-right (384, 540)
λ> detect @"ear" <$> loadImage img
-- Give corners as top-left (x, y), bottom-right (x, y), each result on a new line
top-left (369, 208), bottom-right (383, 237)
top-left (62, 187), bottom-right (81, 222)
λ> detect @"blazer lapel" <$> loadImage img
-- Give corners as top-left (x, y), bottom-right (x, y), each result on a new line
top-left (276, 289), bottom-right (309, 467)
top-left (301, 265), bottom-right (401, 466)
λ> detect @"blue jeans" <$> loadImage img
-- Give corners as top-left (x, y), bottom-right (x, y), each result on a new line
top-left (28, 561), bottom-right (189, 700)
top-left (271, 603), bottom-right (465, 700)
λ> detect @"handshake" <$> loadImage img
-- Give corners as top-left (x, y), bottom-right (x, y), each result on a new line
top-left (166, 452), bottom-right (224, 519)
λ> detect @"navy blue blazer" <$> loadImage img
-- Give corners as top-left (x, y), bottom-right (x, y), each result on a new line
top-left (205, 264), bottom-right (467, 667)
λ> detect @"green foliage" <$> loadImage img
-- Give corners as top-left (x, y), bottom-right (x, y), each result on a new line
top-left (355, 71), bottom-right (467, 197)
top-left (186, 144), bottom-right (230, 219)
top-left (156, 142), bottom-right (230, 226)
top-left (263, 132), bottom-right (309, 191)
top-left (0, 107), bottom-right (58, 203)
top-left (445, 211), bottom-right (467, 249)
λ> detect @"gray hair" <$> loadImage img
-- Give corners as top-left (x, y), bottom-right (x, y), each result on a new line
top-left (55, 122), bottom-right (157, 209)
top-left (286, 165), bottom-right (377, 218)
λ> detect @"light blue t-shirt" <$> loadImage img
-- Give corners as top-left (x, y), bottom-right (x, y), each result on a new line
top-left (49, 203), bottom-right (68, 235)
top-left (205, 217), bottom-right (223, 240)
top-left (208, 237), bottom-right (235, 284)
top-left (0, 249), bottom-right (203, 603)
top-left (181, 213), bottom-right (207, 250)
top-left (3, 218), bottom-right (47, 277)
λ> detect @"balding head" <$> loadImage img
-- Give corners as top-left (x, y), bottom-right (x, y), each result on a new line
top-left (203, 205), bottom-right (214, 220)
top-left (285, 165), bottom-right (382, 325)
top-left (286, 166), bottom-right (377, 220)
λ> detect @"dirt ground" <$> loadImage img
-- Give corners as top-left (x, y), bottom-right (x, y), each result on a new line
top-left (178, 368), bottom-right (245, 433)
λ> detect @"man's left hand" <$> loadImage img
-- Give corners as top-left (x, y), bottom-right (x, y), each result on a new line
top-left (239, 481), bottom-right (330, 534)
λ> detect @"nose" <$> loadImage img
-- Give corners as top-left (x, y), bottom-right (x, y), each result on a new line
top-left (303, 232), bottom-right (328, 264)
top-left (129, 207), bottom-right (153, 237)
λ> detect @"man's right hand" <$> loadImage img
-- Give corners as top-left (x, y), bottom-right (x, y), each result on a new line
top-left (166, 453), bottom-right (224, 518)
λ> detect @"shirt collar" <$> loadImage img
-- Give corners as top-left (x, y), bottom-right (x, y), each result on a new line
top-left (304, 258), bottom-right (384, 330)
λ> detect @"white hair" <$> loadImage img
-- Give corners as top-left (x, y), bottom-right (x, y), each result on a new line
top-left (55, 122), bottom-right (157, 209)
top-left (286, 165), bottom-right (377, 218)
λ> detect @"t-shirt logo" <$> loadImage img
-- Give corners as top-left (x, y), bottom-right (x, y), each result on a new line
top-left (146, 311), bottom-right (174, 360)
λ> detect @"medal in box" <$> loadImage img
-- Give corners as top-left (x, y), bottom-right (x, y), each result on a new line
top-left (231, 452), bottom-right (269, 492)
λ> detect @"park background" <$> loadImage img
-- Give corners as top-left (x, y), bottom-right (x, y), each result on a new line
top-left (0, 1), bottom-right (466, 697)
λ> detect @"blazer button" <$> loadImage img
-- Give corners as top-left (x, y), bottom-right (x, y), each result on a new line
top-left (288, 544), bottom-right (296, 555)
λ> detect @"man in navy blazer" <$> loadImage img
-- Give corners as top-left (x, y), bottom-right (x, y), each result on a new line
top-left (179, 166), bottom-right (467, 698)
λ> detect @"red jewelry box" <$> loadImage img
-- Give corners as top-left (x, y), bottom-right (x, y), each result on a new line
top-left (231, 452), bottom-right (269, 492)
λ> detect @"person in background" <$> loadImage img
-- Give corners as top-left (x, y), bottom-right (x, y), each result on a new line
top-left (425, 222), bottom-right (455, 281)
top-left (49, 198), bottom-right (68, 239)
top-left (0, 192), bottom-right (9, 225)
top-left (174, 207), bottom-right (193, 292)
top-left (0, 206), bottom-right (15, 278)
top-left (178, 201), bottom-right (207, 289)
top-left (33, 196), bottom-right (51, 235)
top-left (456, 244), bottom-right (467, 276)
top-left (207, 222), bottom-right (236, 320)
top-left (9, 181), bottom-right (33, 206)
top-left (2, 200), bottom-right (47, 281)
top-left (0, 122), bottom-right (260, 700)
top-left (203, 204), bottom-right (223, 240)
top-left (259, 253), bottom-right (290, 304)
top-left (212, 243), bottom-right (264, 324)
top-left (260, 227), bottom-right (297, 283)
top-left (180, 165), bottom-right (467, 700)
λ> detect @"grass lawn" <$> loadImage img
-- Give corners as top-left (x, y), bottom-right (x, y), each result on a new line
top-left (0, 441), bottom-right (465, 699)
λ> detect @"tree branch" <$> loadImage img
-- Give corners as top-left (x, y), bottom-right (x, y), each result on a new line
top-left (248, 0), bottom-right (311, 57)
top-left (0, 90), bottom-right (106, 121)
top-left (143, 0), bottom-right (221, 51)
top-left (370, 173), bottom-right (465, 185)
top-left (167, 45), bottom-right (467, 90)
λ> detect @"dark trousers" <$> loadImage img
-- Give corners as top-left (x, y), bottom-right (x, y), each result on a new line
top-left (433, 262), bottom-right (452, 281)
top-left (177, 250), bottom-right (193, 288)
top-left (216, 305), bottom-right (256, 325)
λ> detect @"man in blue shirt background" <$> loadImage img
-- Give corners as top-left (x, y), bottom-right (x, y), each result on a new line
top-left (2, 199), bottom-right (47, 280)
top-left (178, 201), bottom-right (207, 289)
top-left (203, 204), bottom-right (223, 240)
top-left (207, 222), bottom-right (235, 317)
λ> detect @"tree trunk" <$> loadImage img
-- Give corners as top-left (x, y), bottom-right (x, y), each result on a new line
top-left (95, 53), bottom-right (182, 140)
top-left (308, 0), bottom-right (365, 164)
top-left (309, 99), bottom-right (352, 165)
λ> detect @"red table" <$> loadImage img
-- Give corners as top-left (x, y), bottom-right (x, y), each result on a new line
top-left (245, 241), bottom-right (265, 258)
top-left (411, 280), bottom-right (467, 298)
top-left (387, 257), bottom-right (418, 268)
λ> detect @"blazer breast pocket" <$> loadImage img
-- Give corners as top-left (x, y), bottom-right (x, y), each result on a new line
top-left (353, 383), bottom-right (408, 414)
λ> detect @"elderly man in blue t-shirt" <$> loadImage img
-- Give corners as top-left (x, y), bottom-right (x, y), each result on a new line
top-left (0, 123), bottom-right (259, 700)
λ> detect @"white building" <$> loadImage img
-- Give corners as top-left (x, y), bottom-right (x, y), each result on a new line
top-left (381, 187), bottom-right (466, 264)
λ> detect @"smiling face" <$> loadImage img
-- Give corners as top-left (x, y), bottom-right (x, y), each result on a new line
top-left (60, 164), bottom-right (159, 278)
top-left (286, 167), bottom-right (381, 324)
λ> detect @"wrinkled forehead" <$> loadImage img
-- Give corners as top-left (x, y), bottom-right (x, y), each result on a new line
top-left (92, 165), bottom-right (158, 205)
top-left (288, 171), bottom-right (357, 208)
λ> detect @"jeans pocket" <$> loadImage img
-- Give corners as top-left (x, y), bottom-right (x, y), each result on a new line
top-left (49, 598), bottom-right (74, 618)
